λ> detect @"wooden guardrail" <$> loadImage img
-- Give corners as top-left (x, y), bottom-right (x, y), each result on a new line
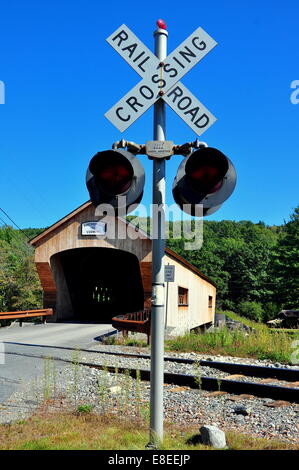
top-left (0, 308), bottom-right (53, 326)
top-left (112, 309), bottom-right (151, 344)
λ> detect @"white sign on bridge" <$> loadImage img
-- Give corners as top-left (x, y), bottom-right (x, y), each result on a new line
top-left (105, 24), bottom-right (217, 135)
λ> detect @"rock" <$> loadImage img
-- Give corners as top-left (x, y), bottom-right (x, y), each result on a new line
top-left (207, 391), bottom-right (227, 397)
top-left (265, 400), bottom-right (290, 408)
top-left (226, 374), bottom-right (245, 380)
top-left (239, 394), bottom-right (255, 400)
top-left (108, 386), bottom-right (122, 394)
top-left (234, 405), bottom-right (251, 416)
top-left (169, 386), bottom-right (189, 393)
top-left (199, 425), bottom-right (227, 449)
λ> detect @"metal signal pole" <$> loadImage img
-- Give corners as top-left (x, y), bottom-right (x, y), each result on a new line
top-left (150, 20), bottom-right (168, 446)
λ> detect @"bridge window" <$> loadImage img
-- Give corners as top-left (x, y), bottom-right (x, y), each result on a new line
top-left (178, 286), bottom-right (188, 306)
top-left (208, 295), bottom-right (213, 308)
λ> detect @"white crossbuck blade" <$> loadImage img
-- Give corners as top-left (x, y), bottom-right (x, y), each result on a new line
top-left (105, 24), bottom-right (217, 135)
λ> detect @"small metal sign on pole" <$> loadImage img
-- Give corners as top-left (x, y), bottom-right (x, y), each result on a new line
top-left (105, 19), bottom-right (217, 446)
top-left (164, 265), bottom-right (175, 283)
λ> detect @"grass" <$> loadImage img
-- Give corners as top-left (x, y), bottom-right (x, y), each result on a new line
top-left (104, 313), bottom-right (298, 364)
top-left (102, 334), bottom-right (148, 348)
top-left (222, 311), bottom-right (266, 331)
top-left (0, 410), bottom-right (297, 450)
top-left (76, 404), bottom-right (94, 414)
top-left (165, 312), bottom-right (299, 364)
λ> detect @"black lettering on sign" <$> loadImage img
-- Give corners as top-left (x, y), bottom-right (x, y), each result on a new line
top-left (177, 96), bottom-right (192, 110)
top-left (167, 86), bottom-right (183, 102)
top-left (139, 85), bottom-right (154, 100)
top-left (172, 56), bottom-right (185, 69)
top-left (112, 30), bottom-right (129, 47)
top-left (122, 43), bottom-right (138, 58)
top-left (126, 96), bottom-right (143, 112)
top-left (184, 106), bottom-right (200, 122)
top-left (116, 107), bottom-right (130, 122)
top-left (192, 37), bottom-right (206, 51)
top-left (195, 113), bottom-right (209, 128)
top-left (151, 74), bottom-right (166, 89)
top-left (163, 63), bottom-right (178, 78)
top-left (133, 51), bottom-right (145, 63)
top-left (179, 46), bottom-right (196, 63)
top-left (138, 56), bottom-right (150, 72)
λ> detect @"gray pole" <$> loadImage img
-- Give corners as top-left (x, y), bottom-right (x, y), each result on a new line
top-left (150, 21), bottom-right (168, 446)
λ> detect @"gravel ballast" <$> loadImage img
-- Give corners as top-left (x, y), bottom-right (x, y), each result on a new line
top-left (0, 344), bottom-right (298, 444)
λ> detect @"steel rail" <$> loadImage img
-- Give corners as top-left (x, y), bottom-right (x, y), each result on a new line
top-left (4, 350), bottom-right (299, 403)
top-left (4, 342), bottom-right (299, 381)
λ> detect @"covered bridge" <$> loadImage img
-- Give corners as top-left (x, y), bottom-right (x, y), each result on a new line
top-left (29, 201), bottom-right (216, 336)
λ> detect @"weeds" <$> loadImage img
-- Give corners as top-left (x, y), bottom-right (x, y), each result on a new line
top-left (102, 334), bottom-right (148, 348)
top-left (76, 404), bottom-right (94, 414)
top-left (123, 369), bottom-right (132, 414)
top-left (71, 349), bottom-right (81, 404)
top-left (1, 411), bottom-right (297, 450)
top-left (194, 361), bottom-right (202, 391)
top-left (97, 368), bottom-right (109, 414)
top-left (43, 357), bottom-right (53, 400)
top-left (166, 321), bottom-right (298, 364)
top-left (113, 366), bottom-right (120, 411)
top-left (140, 403), bottom-right (150, 422)
top-left (135, 368), bottom-right (141, 419)
top-left (217, 377), bottom-right (222, 392)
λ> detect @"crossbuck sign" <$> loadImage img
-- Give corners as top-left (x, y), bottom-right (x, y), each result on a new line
top-left (105, 25), bottom-right (217, 135)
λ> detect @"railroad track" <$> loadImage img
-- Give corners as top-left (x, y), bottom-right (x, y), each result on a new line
top-left (4, 346), bottom-right (299, 404)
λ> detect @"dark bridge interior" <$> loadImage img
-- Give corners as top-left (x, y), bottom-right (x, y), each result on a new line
top-left (59, 248), bottom-right (144, 322)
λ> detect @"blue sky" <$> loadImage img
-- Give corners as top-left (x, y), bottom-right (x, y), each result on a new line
top-left (0, 0), bottom-right (298, 229)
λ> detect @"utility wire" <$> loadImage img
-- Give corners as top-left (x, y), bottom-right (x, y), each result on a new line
top-left (0, 215), bottom-right (10, 228)
top-left (0, 207), bottom-right (31, 241)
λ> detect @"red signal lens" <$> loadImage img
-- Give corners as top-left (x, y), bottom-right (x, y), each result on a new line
top-left (90, 152), bottom-right (134, 195)
top-left (189, 165), bottom-right (223, 193)
top-left (185, 148), bottom-right (228, 195)
top-left (98, 164), bottom-right (132, 194)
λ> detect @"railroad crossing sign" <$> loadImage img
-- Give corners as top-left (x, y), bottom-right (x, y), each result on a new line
top-left (105, 24), bottom-right (217, 135)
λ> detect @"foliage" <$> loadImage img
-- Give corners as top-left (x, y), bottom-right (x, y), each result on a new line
top-left (166, 207), bottom-right (299, 319)
top-left (271, 207), bottom-right (299, 309)
top-left (165, 324), bottom-right (298, 363)
top-left (0, 206), bottom-right (298, 325)
top-left (0, 226), bottom-right (42, 317)
top-left (237, 301), bottom-right (264, 322)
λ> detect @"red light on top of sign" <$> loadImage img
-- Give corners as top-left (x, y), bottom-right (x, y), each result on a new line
top-left (157, 19), bottom-right (167, 30)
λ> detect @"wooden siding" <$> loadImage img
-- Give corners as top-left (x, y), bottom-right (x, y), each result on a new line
top-left (164, 253), bottom-right (216, 335)
top-left (33, 208), bottom-right (152, 264)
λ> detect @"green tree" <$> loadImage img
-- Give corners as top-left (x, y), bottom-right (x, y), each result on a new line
top-left (272, 206), bottom-right (299, 309)
top-left (0, 226), bottom-right (42, 313)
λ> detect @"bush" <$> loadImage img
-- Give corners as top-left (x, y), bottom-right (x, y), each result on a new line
top-left (238, 301), bottom-right (264, 323)
top-left (262, 302), bottom-right (281, 322)
top-left (220, 299), bottom-right (236, 311)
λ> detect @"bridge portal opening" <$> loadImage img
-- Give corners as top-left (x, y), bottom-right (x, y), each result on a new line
top-left (57, 248), bottom-right (144, 322)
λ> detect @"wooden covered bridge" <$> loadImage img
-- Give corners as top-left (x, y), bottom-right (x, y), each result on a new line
top-left (29, 201), bottom-right (216, 337)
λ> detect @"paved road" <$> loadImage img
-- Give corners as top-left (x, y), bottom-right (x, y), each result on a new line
top-left (0, 322), bottom-right (115, 403)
